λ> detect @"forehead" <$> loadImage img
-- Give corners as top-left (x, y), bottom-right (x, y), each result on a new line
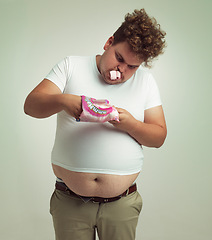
top-left (113, 41), bottom-right (143, 65)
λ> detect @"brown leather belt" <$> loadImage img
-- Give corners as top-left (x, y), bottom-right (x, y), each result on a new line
top-left (55, 182), bottom-right (137, 203)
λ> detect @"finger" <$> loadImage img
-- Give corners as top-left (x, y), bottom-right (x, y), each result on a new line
top-left (108, 120), bottom-right (119, 124)
top-left (114, 108), bottom-right (123, 113)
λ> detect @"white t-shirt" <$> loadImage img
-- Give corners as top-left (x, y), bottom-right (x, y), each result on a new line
top-left (45, 56), bottom-right (162, 175)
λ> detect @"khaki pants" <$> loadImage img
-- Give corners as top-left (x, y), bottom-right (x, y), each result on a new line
top-left (50, 188), bottom-right (143, 240)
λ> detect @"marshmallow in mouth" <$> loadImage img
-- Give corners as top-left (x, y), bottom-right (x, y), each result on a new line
top-left (110, 70), bottom-right (121, 80)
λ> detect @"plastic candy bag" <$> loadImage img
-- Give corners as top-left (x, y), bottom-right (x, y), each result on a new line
top-left (77, 96), bottom-right (119, 123)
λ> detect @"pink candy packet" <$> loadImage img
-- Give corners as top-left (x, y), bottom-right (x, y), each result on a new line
top-left (78, 96), bottom-right (119, 123)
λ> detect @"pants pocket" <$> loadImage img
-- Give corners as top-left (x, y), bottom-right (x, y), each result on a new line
top-left (135, 191), bottom-right (143, 213)
top-left (49, 190), bottom-right (56, 215)
top-left (127, 191), bottom-right (143, 214)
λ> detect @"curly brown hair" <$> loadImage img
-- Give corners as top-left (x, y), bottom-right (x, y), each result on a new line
top-left (113, 9), bottom-right (166, 67)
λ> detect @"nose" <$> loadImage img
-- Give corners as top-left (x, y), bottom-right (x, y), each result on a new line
top-left (117, 63), bottom-right (126, 73)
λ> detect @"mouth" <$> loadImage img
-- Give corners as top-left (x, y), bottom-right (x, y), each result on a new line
top-left (106, 77), bottom-right (123, 85)
top-left (102, 71), bottom-right (124, 85)
top-left (109, 70), bottom-right (121, 81)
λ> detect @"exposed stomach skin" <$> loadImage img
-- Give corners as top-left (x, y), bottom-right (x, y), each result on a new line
top-left (52, 164), bottom-right (140, 198)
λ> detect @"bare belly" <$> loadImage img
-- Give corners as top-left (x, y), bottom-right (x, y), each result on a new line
top-left (52, 164), bottom-right (140, 198)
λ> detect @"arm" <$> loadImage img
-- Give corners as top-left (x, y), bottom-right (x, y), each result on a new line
top-left (109, 105), bottom-right (167, 148)
top-left (24, 79), bottom-right (82, 119)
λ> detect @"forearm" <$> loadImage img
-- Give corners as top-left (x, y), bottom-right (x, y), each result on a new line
top-left (128, 120), bottom-right (167, 148)
top-left (24, 92), bottom-right (65, 118)
top-left (24, 92), bottom-right (82, 119)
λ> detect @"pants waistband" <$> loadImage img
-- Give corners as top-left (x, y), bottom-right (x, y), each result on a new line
top-left (55, 181), bottom-right (137, 203)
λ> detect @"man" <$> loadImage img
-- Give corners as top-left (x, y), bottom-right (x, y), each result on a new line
top-left (24, 9), bottom-right (167, 240)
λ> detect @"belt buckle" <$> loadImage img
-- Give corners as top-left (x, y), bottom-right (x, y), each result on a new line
top-left (91, 198), bottom-right (100, 204)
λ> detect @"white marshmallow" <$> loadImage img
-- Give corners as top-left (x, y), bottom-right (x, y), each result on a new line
top-left (110, 71), bottom-right (116, 80)
top-left (110, 70), bottom-right (121, 80)
top-left (116, 71), bottom-right (121, 79)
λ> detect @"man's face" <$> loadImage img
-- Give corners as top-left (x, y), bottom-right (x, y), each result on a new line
top-left (96, 36), bottom-right (143, 85)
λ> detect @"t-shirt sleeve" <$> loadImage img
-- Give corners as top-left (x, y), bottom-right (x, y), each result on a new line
top-left (144, 73), bottom-right (162, 110)
top-left (45, 57), bottom-right (71, 92)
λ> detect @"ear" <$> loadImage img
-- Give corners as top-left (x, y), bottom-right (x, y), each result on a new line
top-left (103, 36), bottom-right (114, 50)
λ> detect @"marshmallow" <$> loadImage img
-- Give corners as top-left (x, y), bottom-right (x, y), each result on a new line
top-left (110, 70), bottom-right (121, 80)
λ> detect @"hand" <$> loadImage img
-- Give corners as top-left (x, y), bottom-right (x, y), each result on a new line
top-left (109, 105), bottom-right (167, 148)
top-left (61, 94), bottom-right (82, 119)
top-left (109, 107), bottom-right (137, 133)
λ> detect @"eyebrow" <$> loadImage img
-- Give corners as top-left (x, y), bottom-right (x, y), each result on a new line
top-left (115, 51), bottom-right (140, 68)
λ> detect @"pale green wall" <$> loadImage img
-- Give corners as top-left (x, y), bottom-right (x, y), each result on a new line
top-left (0, 0), bottom-right (211, 239)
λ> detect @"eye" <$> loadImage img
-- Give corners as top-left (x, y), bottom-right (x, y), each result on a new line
top-left (128, 65), bottom-right (137, 69)
top-left (115, 53), bottom-right (123, 62)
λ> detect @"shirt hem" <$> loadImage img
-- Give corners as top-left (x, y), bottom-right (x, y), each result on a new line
top-left (51, 160), bottom-right (142, 176)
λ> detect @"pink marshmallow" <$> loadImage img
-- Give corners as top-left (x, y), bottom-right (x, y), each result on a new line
top-left (110, 70), bottom-right (121, 80)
